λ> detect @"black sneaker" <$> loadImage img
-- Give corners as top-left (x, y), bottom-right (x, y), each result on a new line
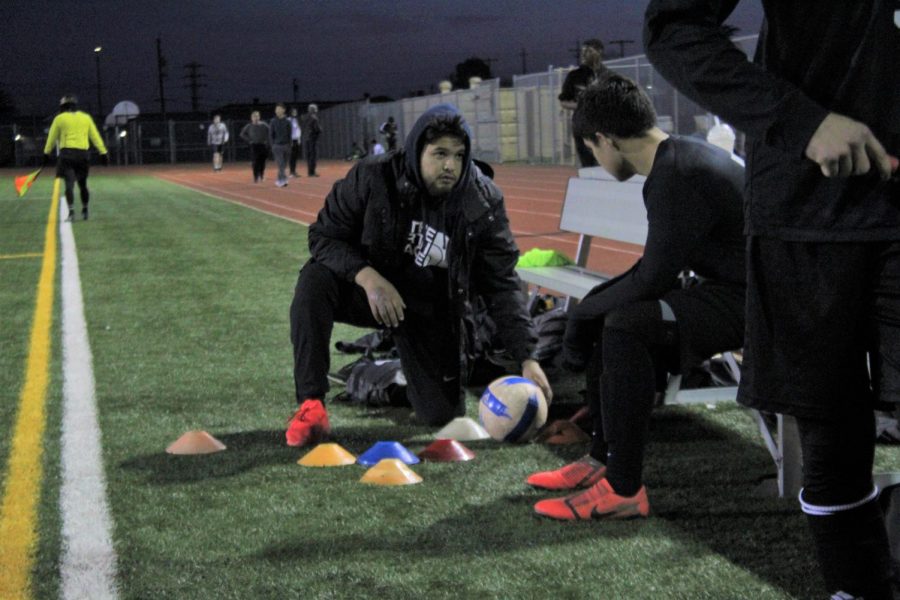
top-left (66, 209), bottom-right (75, 222)
top-left (82, 207), bottom-right (89, 220)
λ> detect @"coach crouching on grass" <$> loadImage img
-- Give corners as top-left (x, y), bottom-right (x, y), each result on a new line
top-left (286, 104), bottom-right (552, 447)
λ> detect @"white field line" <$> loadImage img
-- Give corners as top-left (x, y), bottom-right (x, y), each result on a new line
top-left (59, 201), bottom-right (119, 600)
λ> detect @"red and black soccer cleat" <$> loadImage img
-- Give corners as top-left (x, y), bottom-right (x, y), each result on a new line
top-left (526, 455), bottom-right (607, 491)
top-left (285, 399), bottom-right (331, 447)
top-left (533, 478), bottom-right (650, 521)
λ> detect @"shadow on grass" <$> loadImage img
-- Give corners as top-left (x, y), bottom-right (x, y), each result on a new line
top-left (255, 405), bottom-right (819, 599)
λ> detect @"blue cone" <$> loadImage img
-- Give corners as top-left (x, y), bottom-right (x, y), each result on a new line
top-left (357, 441), bottom-right (420, 466)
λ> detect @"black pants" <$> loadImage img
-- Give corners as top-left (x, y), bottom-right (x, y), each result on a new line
top-left (289, 141), bottom-right (300, 175)
top-left (289, 261), bottom-right (464, 426)
top-left (305, 139), bottom-right (318, 175)
top-left (57, 148), bottom-right (90, 209)
top-left (586, 301), bottom-right (678, 496)
top-left (250, 144), bottom-right (267, 180)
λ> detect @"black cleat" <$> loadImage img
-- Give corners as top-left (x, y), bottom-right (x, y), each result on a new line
top-left (82, 207), bottom-right (89, 221)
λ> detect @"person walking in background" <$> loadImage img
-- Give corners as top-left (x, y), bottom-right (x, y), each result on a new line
top-left (559, 38), bottom-right (609, 168)
top-left (42, 94), bottom-right (109, 221)
top-left (289, 106), bottom-right (302, 178)
top-left (302, 103), bottom-right (321, 177)
top-left (239, 110), bottom-right (269, 183)
top-left (645, 2), bottom-right (900, 598)
top-left (380, 116), bottom-right (398, 151)
top-left (207, 114), bottom-right (229, 172)
top-left (371, 138), bottom-right (385, 155)
top-left (269, 103), bottom-right (292, 188)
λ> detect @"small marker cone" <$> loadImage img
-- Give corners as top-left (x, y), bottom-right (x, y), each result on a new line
top-left (419, 439), bottom-right (475, 462)
top-left (433, 417), bottom-right (490, 441)
top-left (297, 443), bottom-right (357, 467)
top-left (166, 430), bottom-right (226, 455)
top-left (359, 458), bottom-right (422, 486)
top-left (357, 441), bottom-right (419, 466)
top-left (534, 420), bottom-right (591, 445)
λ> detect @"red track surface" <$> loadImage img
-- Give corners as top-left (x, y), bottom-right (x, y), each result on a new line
top-left (153, 161), bottom-right (642, 281)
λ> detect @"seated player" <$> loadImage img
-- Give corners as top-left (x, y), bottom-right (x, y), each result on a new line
top-left (527, 74), bottom-right (746, 520)
top-left (287, 103), bottom-right (552, 447)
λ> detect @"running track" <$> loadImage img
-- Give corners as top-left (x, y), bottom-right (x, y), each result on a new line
top-left (153, 161), bottom-right (642, 282)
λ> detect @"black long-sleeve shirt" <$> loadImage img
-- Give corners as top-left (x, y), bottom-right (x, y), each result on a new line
top-left (644, 0), bottom-right (900, 241)
top-left (565, 136), bottom-right (745, 364)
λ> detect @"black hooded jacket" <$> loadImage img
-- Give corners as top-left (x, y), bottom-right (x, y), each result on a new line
top-left (307, 104), bottom-right (537, 364)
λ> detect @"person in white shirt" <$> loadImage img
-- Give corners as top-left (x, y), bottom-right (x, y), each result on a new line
top-left (371, 138), bottom-right (385, 155)
top-left (207, 114), bottom-right (229, 171)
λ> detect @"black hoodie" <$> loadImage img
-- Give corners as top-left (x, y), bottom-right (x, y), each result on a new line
top-left (307, 103), bottom-right (537, 364)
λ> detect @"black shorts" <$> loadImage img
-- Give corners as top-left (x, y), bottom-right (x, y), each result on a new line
top-left (56, 148), bottom-right (89, 180)
top-left (212, 144), bottom-right (223, 153)
top-left (738, 237), bottom-right (900, 421)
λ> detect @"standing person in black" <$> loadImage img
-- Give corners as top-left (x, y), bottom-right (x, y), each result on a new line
top-left (558, 38), bottom-right (609, 168)
top-left (645, 2), bottom-right (899, 598)
top-left (270, 103), bottom-right (292, 188)
top-left (527, 75), bottom-right (746, 521)
top-left (301, 103), bottom-right (322, 177)
top-left (286, 103), bottom-right (552, 447)
top-left (239, 110), bottom-right (269, 183)
top-left (381, 116), bottom-right (398, 151)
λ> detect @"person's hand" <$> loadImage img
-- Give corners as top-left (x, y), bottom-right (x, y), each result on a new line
top-left (100, 153), bottom-right (110, 166)
top-left (41, 153), bottom-right (51, 167)
top-left (805, 113), bottom-right (892, 180)
top-left (354, 266), bottom-right (406, 328)
top-left (522, 358), bottom-right (553, 405)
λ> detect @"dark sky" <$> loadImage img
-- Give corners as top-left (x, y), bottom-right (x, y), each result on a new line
top-left (1, 0), bottom-right (763, 117)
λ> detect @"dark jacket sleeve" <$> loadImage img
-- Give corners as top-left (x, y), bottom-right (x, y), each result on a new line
top-left (470, 192), bottom-right (537, 364)
top-left (307, 163), bottom-right (371, 282)
top-left (643, 0), bottom-right (828, 157)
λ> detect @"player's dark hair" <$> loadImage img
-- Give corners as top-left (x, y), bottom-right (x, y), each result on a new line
top-left (583, 38), bottom-right (604, 52)
top-left (275, 102), bottom-right (286, 110)
top-left (421, 114), bottom-right (467, 147)
top-left (572, 73), bottom-right (657, 141)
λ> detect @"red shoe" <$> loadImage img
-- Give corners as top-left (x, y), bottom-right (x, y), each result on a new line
top-left (526, 455), bottom-right (606, 491)
top-left (286, 399), bottom-right (331, 447)
top-left (533, 478), bottom-right (650, 521)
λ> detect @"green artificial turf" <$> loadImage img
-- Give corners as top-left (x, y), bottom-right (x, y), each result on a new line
top-left (2, 171), bottom-right (898, 599)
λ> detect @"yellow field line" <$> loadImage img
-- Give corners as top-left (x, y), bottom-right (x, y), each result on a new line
top-left (0, 178), bottom-right (60, 599)
top-left (0, 253), bottom-right (43, 261)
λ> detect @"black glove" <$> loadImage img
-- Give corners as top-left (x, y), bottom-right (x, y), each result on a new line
top-left (41, 153), bottom-right (51, 167)
top-left (100, 153), bottom-right (110, 166)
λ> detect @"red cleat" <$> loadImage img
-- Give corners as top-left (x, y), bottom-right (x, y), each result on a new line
top-left (286, 399), bottom-right (331, 447)
top-left (526, 455), bottom-right (606, 491)
top-left (533, 478), bottom-right (650, 521)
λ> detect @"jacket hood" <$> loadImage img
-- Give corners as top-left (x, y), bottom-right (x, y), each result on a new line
top-left (403, 103), bottom-right (473, 195)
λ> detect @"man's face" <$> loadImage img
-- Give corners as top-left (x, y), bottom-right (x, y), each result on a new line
top-left (420, 135), bottom-right (466, 197)
top-left (251, 111), bottom-right (260, 123)
top-left (584, 135), bottom-right (633, 181)
top-left (275, 105), bottom-right (285, 118)
top-left (581, 45), bottom-right (601, 65)
top-left (213, 115), bottom-right (221, 124)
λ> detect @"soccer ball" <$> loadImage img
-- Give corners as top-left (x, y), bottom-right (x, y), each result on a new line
top-left (478, 376), bottom-right (548, 443)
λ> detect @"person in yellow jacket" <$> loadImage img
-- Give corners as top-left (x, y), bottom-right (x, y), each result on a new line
top-left (43, 94), bottom-right (109, 221)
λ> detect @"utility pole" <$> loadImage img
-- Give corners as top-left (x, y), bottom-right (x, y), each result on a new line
top-left (156, 37), bottom-right (168, 119)
top-left (183, 62), bottom-right (207, 112)
top-left (292, 78), bottom-right (299, 103)
top-left (608, 39), bottom-right (636, 58)
top-left (519, 48), bottom-right (528, 74)
top-left (93, 46), bottom-right (103, 118)
top-left (569, 40), bottom-right (581, 65)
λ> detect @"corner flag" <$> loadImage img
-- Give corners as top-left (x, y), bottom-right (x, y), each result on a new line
top-left (14, 169), bottom-right (42, 198)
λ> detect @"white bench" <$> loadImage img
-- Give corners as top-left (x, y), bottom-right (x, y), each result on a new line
top-left (516, 168), bottom-right (802, 498)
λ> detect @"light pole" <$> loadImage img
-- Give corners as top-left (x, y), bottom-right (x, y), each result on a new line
top-left (94, 46), bottom-right (103, 118)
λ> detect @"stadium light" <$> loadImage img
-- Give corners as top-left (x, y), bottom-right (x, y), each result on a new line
top-left (119, 130), bottom-right (127, 138)
top-left (94, 46), bottom-right (103, 118)
top-left (14, 134), bottom-right (22, 141)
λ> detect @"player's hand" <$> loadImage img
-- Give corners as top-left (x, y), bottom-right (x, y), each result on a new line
top-left (805, 113), bottom-right (892, 180)
top-left (100, 153), bottom-right (110, 166)
top-left (41, 154), bottom-right (51, 167)
top-left (522, 358), bottom-right (553, 405)
top-left (354, 266), bottom-right (406, 328)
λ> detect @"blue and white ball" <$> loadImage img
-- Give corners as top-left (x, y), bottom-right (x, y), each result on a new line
top-left (478, 376), bottom-right (548, 443)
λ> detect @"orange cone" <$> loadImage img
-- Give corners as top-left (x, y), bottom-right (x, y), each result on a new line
top-left (297, 443), bottom-right (357, 467)
top-left (165, 430), bottom-right (226, 455)
top-left (359, 458), bottom-right (422, 486)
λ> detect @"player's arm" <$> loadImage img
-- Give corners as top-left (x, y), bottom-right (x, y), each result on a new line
top-left (43, 116), bottom-right (60, 155)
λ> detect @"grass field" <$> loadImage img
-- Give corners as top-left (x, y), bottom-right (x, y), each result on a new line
top-left (1, 171), bottom-right (898, 599)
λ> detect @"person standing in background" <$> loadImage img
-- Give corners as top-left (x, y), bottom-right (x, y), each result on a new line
top-left (559, 39), bottom-right (609, 168)
top-left (207, 114), bottom-right (229, 172)
top-left (302, 103), bottom-right (322, 177)
top-left (270, 103), bottom-right (292, 188)
top-left (289, 107), bottom-right (302, 178)
top-left (239, 110), bottom-right (269, 183)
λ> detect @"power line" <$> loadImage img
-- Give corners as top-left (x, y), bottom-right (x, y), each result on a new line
top-left (183, 62), bottom-right (207, 112)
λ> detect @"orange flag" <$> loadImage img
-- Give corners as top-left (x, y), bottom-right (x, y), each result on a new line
top-left (14, 168), bottom-right (42, 198)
